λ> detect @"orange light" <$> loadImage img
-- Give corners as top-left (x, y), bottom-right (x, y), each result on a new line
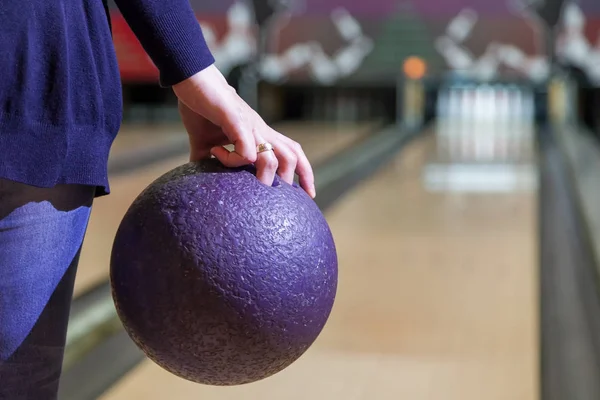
top-left (403, 56), bottom-right (427, 80)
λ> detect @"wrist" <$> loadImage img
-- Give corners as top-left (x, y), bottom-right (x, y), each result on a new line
top-left (173, 65), bottom-right (238, 123)
top-left (173, 65), bottom-right (229, 93)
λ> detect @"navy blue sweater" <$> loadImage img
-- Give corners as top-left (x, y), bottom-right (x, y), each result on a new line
top-left (0, 0), bottom-right (215, 196)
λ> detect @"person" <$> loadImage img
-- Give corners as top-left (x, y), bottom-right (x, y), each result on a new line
top-left (0, 0), bottom-right (315, 398)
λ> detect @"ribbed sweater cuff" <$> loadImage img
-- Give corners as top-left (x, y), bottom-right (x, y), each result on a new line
top-left (133, 8), bottom-right (215, 87)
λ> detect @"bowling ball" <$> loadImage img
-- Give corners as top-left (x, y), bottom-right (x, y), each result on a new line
top-left (109, 158), bottom-right (338, 386)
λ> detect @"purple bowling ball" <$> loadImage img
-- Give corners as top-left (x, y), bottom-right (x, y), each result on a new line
top-left (110, 158), bottom-right (338, 386)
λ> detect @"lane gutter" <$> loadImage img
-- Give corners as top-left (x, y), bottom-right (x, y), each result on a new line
top-left (539, 124), bottom-right (600, 400)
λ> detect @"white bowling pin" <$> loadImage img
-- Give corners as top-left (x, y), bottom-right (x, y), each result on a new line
top-left (447, 86), bottom-right (461, 159)
top-left (308, 44), bottom-right (338, 85)
top-left (283, 43), bottom-right (317, 68)
top-left (435, 36), bottom-right (475, 71)
top-left (331, 8), bottom-right (364, 42)
top-left (472, 49), bottom-right (501, 82)
top-left (525, 57), bottom-right (550, 83)
top-left (333, 36), bottom-right (374, 76)
top-left (496, 86), bottom-right (510, 161)
top-left (462, 86), bottom-right (476, 162)
top-left (497, 45), bottom-right (527, 70)
top-left (558, 3), bottom-right (590, 68)
top-left (446, 9), bottom-right (479, 43)
top-left (473, 85), bottom-right (485, 161)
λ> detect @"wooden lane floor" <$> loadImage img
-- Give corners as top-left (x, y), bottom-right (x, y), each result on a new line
top-left (73, 121), bottom-right (378, 297)
top-left (108, 124), bottom-right (187, 159)
top-left (98, 133), bottom-right (539, 400)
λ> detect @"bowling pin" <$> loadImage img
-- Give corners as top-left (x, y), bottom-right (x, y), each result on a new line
top-left (308, 44), bottom-right (339, 85)
top-left (460, 85), bottom-right (472, 162)
top-left (559, 3), bottom-right (590, 69)
top-left (332, 36), bottom-right (374, 76)
top-left (448, 85), bottom-right (462, 160)
top-left (260, 56), bottom-right (288, 82)
top-left (446, 9), bottom-right (479, 43)
top-left (512, 85), bottom-right (524, 161)
top-left (451, 86), bottom-right (462, 161)
top-left (484, 84), bottom-right (496, 161)
top-left (212, 1), bottom-right (256, 76)
top-left (496, 85), bottom-right (510, 162)
top-left (330, 8), bottom-right (364, 42)
top-left (472, 44), bottom-right (501, 82)
top-left (435, 36), bottom-right (475, 71)
top-left (437, 87), bottom-right (449, 157)
top-left (493, 85), bottom-right (502, 162)
top-left (473, 85), bottom-right (485, 161)
top-left (266, 43), bottom-right (316, 81)
top-left (439, 86), bottom-right (450, 159)
top-left (462, 86), bottom-right (476, 162)
top-left (586, 38), bottom-right (600, 85)
top-left (525, 57), bottom-right (550, 83)
top-left (485, 85), bottom-right (497, 161)
top-left (453, 85), bottom-right (464, 161)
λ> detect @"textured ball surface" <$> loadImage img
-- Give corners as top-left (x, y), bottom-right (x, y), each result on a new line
top-left (110, 159), bottom-right (338, 386)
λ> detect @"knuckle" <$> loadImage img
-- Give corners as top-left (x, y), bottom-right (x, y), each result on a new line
top-left (287, 152), bottom-right (298, 164)
top-left (290, 141), bottom-right (303, 152)
top-left (231, 119), bottom-right (246, 135)
top-left (265, 155), bottom-right (278, 170)
top-left (243, 151), bottom-right (257, 163)
top-left (280, 147), bottom-right (297, 163)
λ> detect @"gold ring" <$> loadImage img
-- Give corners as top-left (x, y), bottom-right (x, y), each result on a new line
top-left (257, 142), bottom-right (274, 153)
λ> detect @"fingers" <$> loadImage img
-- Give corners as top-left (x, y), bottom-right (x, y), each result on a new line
top-left (210, 144), bottom-right (252, 167)
top-left (196, 89), bottom-right (315, 197)
top-left (211, 134), bottom-right (315, 197)
top-left (174, 69), bottom-right (315, 196)
top-left (220, 108), bottom-right (257, 164)
top-left (273, 140), bottom-right (297, 184)
top-left (274, 137), bottom-right (315, 198)
top-left (210, 115), bottom-right (258, 167)
top-left (254, 137), bottom-right (279, 186)
top-left (287, 140), bottom-right (315, 198)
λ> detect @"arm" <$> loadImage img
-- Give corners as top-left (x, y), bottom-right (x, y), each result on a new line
top-left (113, 0), bottom-right (214, 86)
top-left (113, 0), bottom-right (316, 197)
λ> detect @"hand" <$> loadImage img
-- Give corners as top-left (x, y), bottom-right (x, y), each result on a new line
top-left (177, 100), bottom-right (230, 161)
top-left (172, 65), bottom-right (316, 198)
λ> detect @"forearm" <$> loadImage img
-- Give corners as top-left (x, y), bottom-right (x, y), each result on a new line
top-left (113, 0), bottom-right (215, 86)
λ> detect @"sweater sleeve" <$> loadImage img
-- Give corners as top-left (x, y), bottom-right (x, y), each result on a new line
top-left (113, 0), bottom-right (215, 87)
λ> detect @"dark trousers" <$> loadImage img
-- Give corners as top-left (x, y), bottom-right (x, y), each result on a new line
top-left (0, 179), bottom-right (95, 399)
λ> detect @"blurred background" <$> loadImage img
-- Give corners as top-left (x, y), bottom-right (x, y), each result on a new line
top-left (58, 0), bottom-right (600, 398)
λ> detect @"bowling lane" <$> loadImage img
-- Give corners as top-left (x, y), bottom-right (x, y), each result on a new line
top-left (99, 131), bottom-right (539, 400)
top-left (109, 124), bottom-right (187, 159)
top-left (74, 121), bottom-right (379, 296)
